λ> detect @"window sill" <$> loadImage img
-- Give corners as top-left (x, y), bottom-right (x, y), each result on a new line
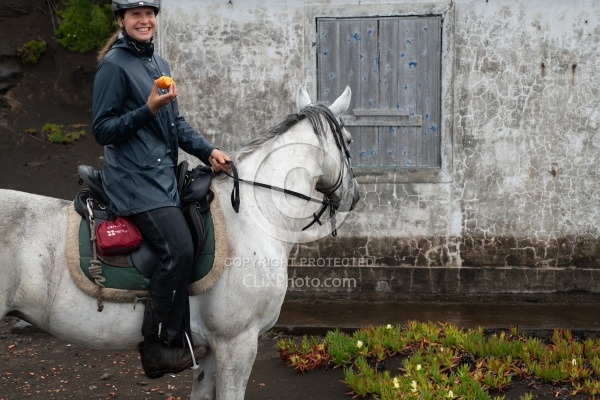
top-left (353, 167), bottom-right (452, 184)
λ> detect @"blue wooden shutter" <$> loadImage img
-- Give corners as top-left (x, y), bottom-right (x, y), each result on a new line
top-left (318, 17), bottom-right (442, 168)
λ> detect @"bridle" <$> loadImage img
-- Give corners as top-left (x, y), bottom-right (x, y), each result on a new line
top-left (224, 104), bottom-right (354, 237)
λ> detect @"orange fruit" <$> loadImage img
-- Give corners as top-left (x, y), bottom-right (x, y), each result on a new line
top-left (157, 76), bottom-right (174, 89)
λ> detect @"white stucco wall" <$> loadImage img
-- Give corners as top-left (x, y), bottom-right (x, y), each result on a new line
top-left (158, 0), bottom-right (600, 296)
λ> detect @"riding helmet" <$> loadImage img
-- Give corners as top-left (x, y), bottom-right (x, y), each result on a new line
top-left (112, 0), bottom-right (160, 16)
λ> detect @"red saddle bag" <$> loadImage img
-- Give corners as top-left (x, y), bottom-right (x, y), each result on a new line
top-left (96, 217), bottom-right (143, 256)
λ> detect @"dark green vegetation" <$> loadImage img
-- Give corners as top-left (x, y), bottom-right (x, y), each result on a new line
top-left (54, 0), bottom-right (116, 53)
top-left (16, 40), bottom-right (47, 64)
top-left (277, 322), bottom-right (600, 399)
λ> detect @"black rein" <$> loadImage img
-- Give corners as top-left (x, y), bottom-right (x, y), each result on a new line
top-left (224, 104), bottom-right (350, 236)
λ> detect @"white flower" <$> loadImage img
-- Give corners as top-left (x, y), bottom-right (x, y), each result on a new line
top-left (416, 364), bottom-right (422, 371)
top-left (572, 358), bottom-right (577, 366)
top-left (392, 377), bottom-right (400, 389)
top-left (447, 390), bottom-right (454, 398)
top-left (356, 340), bottom-right (363, 349)
top-left (386, 324), bottom-right (392, 329)
top-left (410, 380), bottom-right (418, 393)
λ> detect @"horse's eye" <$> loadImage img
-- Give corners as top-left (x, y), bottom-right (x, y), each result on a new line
top-left (342, 128), bottom-right (353, 145)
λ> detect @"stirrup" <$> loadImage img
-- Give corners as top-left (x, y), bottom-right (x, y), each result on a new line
top-left (184, 332), bottom-right (199, 370)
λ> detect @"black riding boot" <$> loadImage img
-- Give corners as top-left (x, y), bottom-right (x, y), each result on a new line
top-left (138, 282), bottom-right (203, 379)
top-left (137, 334), bottom-right (206, 379)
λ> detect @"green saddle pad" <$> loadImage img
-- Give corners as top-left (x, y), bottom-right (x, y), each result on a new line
top-left (78, 210), bottom-right (215, 291)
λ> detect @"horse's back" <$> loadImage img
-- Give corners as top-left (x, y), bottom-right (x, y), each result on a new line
top-left (0, 189), bottom-right (71, 206)
top-left (0, 189), bottom-right (71, 233)
top-left (0, 188), bottom-right (71, 266)
top-left (0, 189), bottom-right (72, 253)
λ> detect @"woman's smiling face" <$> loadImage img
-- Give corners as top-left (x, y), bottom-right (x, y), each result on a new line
top-left (119, 7), bottom-right (156, 43)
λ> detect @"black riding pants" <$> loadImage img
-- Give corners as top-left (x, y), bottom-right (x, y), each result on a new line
top-left (129, 206), bottom-right (193, 348)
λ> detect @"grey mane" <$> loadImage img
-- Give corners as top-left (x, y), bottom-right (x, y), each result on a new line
top-left (235, 104), bottom-right (329, 161)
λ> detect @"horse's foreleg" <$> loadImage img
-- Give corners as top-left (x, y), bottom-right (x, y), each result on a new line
top-left (190, 347), bottom-right (217, 400)
top-left (212, 331), bottom-right (259, 400)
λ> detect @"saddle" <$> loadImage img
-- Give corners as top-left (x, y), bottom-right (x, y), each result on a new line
top-left (75, 163), bottom-right (213, 279)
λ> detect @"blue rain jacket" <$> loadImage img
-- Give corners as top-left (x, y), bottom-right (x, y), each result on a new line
top-left (92, 33), bottom-right (214, 216)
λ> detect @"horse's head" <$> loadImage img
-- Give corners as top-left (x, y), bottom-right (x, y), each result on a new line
top-left (230, 85), bottom-right (360, 242)
top-left (296, 85), bottom-right (360, 214)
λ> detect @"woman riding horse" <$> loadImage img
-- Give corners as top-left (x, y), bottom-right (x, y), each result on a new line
top-left (93, 0), bottom-right (230, 378)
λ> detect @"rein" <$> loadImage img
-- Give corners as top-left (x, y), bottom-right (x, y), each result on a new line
top-left (224, 161), bottom-right (340, 235)
top-left (224, 104), bottom-right (352, 237)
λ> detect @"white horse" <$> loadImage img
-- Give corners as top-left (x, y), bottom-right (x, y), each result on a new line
top-left (0, 85), bottom-right (358, 399)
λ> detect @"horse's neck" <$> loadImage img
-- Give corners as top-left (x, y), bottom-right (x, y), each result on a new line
top-left (231, 128), bottom-right (322, 245)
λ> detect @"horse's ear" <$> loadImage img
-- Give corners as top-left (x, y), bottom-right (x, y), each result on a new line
top-left (329, 86), bottom-right (351, 116)
top-left (296, 84), bottom-right (312, 111)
